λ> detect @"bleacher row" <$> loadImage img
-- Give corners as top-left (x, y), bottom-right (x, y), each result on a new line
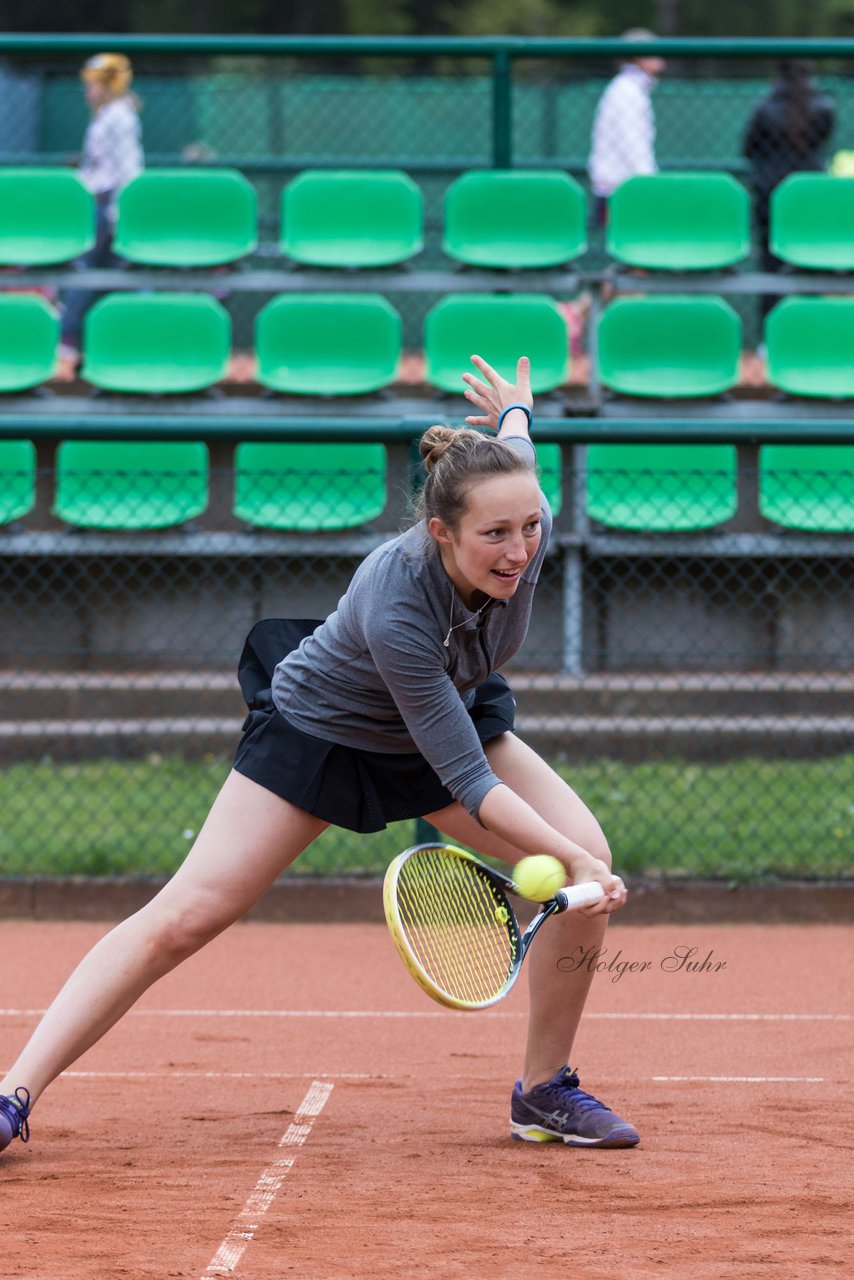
top-left (5, 165), bottom-right (854, 271)
top-left (2, 440), bottom-right (852, 533)
top-left (8, 291), bottom-right (854, 399)
top-left (6, 164), bottom-right (854, 398)
top-left (2, 165), bottom-right (852, 538)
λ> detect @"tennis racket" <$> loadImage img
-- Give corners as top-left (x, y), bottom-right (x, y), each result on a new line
top-left (383, 842), bottom-right (606, 1011)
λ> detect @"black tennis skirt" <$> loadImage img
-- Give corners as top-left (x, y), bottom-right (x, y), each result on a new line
top-left (231, 618), bottom-right (516, 833)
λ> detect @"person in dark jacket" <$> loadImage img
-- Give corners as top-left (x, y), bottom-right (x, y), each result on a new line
top-left (743, 60), bottom-right (835, 322)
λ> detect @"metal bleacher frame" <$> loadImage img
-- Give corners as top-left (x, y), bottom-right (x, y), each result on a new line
top-left (1, 34), bottom-right (853, 677)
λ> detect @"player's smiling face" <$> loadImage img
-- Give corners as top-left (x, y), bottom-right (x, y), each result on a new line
top-left (429, 472), bottom-right (542, 608)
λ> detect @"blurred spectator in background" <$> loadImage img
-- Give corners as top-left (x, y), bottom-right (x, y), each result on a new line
top-left (588, 28), bottom-right (665, 227)
top-left (60, 53), bottom-right (144, 359)
top-left (743, 60), bottom-right (835, 323)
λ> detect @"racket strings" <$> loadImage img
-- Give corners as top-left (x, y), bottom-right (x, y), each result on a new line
top-left (395, 850), bottom-right (517, 1005)
top-left (400, 872), bottom-right (509, 1005)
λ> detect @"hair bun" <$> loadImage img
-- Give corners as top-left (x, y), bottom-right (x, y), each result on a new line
top-left (419, 425), bottom-right (458, 474)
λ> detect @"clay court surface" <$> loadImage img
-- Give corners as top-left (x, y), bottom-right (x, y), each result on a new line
top-left (1, 918), bottom-right (851, 1280)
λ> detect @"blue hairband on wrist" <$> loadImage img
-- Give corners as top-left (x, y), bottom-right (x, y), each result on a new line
top-left (497, 403), bottom-right (534, 430)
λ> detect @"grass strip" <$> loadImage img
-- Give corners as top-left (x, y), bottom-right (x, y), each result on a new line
top-left (0, 753), bottom-right (850, 882)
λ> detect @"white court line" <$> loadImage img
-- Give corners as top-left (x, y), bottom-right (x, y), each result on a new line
top-left (4, 1069), bottom-right (835, 1086)
top-left (592, 1012), bottom-right (852, 1022)
top-left (652, 1076), bottom-right (826, 1083)
top-left (0, 1008), bottom-right (459, 1019)
top-left (201, 1079), bottom-right (333, 1279)
top-left (59, 1070), bottom-right (371, 1080)
top-left (0, 1009), bottom-right (850, 1022)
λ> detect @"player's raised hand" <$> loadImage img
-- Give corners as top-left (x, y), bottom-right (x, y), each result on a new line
top-left (463, 354), bottom-right (533, 431)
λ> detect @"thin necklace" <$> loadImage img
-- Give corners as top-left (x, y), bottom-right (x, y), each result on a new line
top-left (443, 585), bottom-right (489, 647)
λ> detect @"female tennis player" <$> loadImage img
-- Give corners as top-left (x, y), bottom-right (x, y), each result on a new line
top-left (0, 354), bottom-right (638, 1154)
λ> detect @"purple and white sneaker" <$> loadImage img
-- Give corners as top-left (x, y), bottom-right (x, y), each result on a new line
top-left (511, 1067), bottom-right (639, 1147)
top-left (0, 1089), bottom-right (31, 1153)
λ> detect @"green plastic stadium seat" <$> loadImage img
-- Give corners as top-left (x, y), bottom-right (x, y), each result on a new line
top-left (443, 170), bottom-right (587, 268)
top-left (0, 168), bottom-right (95, 265)
top-left (0, 440), bottom-right (36, 524)
top-left (234, 443), bottom-right (387, 530)
top-left (766, 298), bottom-right (854, 399)
top-left (586, 444), bottom-right (738, 531)
top-left (53, 441), bottom-right (209, 530)
top-left (255, 294), bottom-right (401, 395)
top-left (81, 293), bottom-right (231, 394)
top-left (536, 443), bottom-right (563, 516)
top-left (607, 173), bottom-right (751, 270)
top-left (425, 295), bottom-right (569, 394)
top-left (281, 169), bottom-right (423, 267)
top-left (759, 445), bottom-right (854, 532)
top-left (596, 296), bottom-right (741, 398)
top-left (0, 294), bottom-right (59, 391)
top-left (771, 174), bottom-right (854, 271)
top-left (114, 168), bottom-right (258, 266)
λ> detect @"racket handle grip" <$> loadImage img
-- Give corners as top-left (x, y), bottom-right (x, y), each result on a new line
top-left (555, 881), bottom-right (606, 911)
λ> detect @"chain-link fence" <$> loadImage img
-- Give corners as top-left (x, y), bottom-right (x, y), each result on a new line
top-left (0, 448), bottom-right (851, 882)
top-left (0, 37), bottom-right (851, 884)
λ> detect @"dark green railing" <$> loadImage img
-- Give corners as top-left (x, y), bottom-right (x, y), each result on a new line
top-left (1, 416), bottom-right (854, 444)
top-left (3, 34), bottom-right (854, 54)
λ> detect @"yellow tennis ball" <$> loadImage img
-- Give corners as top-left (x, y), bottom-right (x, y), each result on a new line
top-left (513, 855), bottom-right (566, 902)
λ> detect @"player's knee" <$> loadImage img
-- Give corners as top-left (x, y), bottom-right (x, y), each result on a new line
top-left (148, 893), bottom-right (232, 961)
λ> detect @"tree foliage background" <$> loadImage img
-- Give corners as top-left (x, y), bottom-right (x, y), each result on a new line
top-left (1, 0), bottom-right (854, 37)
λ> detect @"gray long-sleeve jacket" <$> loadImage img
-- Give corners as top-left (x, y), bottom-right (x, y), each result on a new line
top-left (271, 435), bottom-right (552, 821)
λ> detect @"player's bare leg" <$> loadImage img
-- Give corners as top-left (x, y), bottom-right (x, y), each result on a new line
top-left (0, 771), bottom-right (327, 1106)
top-left (425, 732), bottom-right (612, 1090)
top-left (426, 733), bottom-right (639, 1147)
